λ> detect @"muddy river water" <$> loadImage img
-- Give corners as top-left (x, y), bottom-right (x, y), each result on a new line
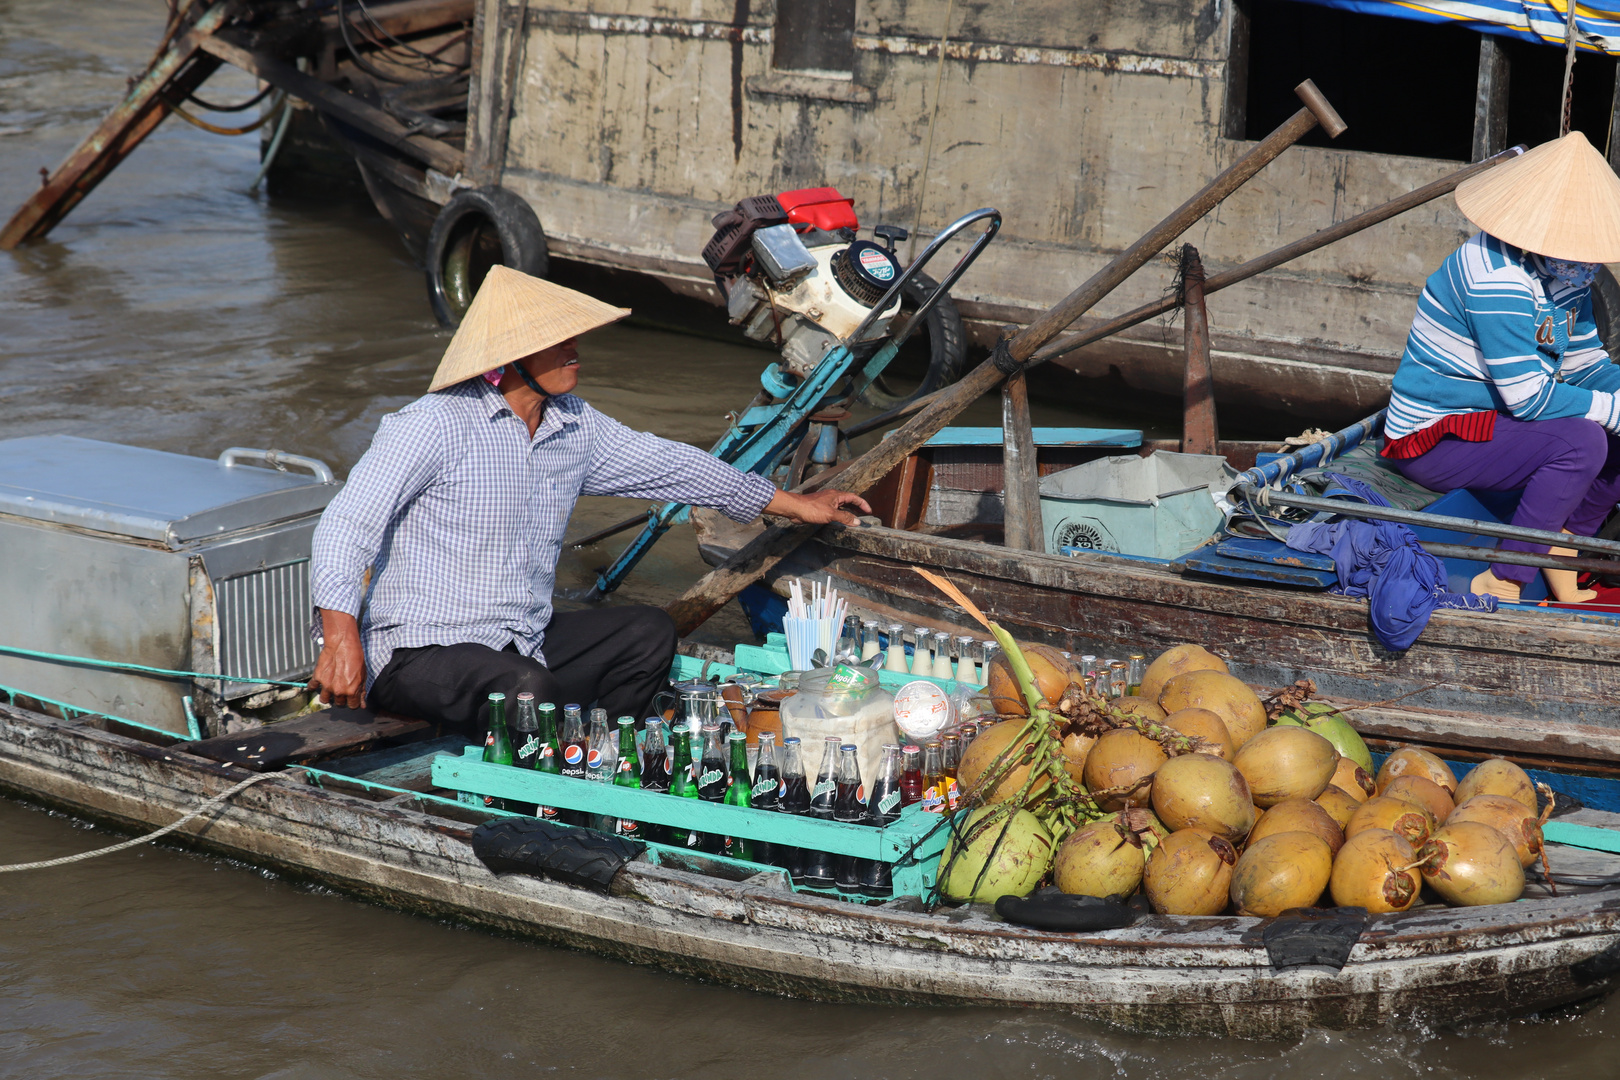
top-left (0, 2), bottom-right (1615, 1075)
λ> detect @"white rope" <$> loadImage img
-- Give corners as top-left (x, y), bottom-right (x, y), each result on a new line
top-left (0, 771), bottom-right (281, 873)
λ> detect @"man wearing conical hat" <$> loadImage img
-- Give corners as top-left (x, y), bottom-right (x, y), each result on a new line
top-left (305, 267), bottom-right (869, 730)
top-left (1382, 131), bottom-right (1620, 605)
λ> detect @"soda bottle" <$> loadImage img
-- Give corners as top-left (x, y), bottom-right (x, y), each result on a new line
top-left (749, 732), bottom-right (782, 867)
top-left (506, 693), bottom-right (541, 815)
top-left (666, 728), bottom-right (703, 850)
top-left (800, 737), bottom-right (840, 888)
top-left (833, 743), bottom-right (865, 891)
top-left (860, 744), bottom-right (904, 897)
top-left (559, 704), bottom-right (588, 780)
top-left (920, 742), bottom-right (948, 813)
top-left (688, 723), bottom-right (726, 854)
top-left (639, 719), bottom-right (671, 794)
top-left (583, 709), bottom-right (615, 831)
top-left (613, 717), bottom-right (644, 840)
top-left (778, 736), bottom-right (810, 883)
top-left (940, 734), bottom-right (962, 811)
top-left (721, 731), bottom-right (754, 861)
top-left (480, 693), bottom-right (513, 811)
top-left (1127, 652), bottom-right (1146, 696)
top-left (899, 745), bottom-right (923, 807)
top-left (532, 701), bottom-right (562, 822)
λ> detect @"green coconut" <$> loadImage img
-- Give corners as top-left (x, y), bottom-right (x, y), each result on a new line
top-left (1273, 701), bottom-right (1373, 773)
top-left (937, 807), bottom-right (1055, 903)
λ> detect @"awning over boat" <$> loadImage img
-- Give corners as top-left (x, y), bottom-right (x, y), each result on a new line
top-left (1285, 0), bottom-right (1620, 55)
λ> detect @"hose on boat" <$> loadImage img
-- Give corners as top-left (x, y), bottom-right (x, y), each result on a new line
top-left (0, 644), bottom-right (308, 689)
top-left (0, 771), bottom-right (282, 873)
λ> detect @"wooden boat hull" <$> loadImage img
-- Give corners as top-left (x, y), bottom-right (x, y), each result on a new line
top-left (731, 522), bottom-right (1620, 773)
top-left (3, 700), bottom-right (1618, 1038)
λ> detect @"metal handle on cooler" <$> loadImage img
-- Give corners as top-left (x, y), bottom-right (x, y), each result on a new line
top-left (217, 447), bottom-right (336, 484)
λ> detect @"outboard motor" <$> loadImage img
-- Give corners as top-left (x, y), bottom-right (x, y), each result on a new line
top-left (702, 188), bottom-right (953, 395)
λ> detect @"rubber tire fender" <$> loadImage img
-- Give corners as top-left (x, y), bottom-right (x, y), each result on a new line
top-left (425, 186), bottom-right (549, 327)
top-left (1591, 265), bottom-right (1620, 364)
top-left (856, 270), bottom-right (967, 408)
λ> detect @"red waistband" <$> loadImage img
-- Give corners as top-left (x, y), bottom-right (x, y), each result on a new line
top-left (1380, 411), bottom-right (1497, 459)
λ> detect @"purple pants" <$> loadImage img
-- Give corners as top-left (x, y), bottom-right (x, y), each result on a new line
top-left (1391, 415), bottom-right (1620, 585)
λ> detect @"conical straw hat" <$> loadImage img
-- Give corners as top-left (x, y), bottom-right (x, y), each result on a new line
top-left (1454, 131), bottom-right (1620, 263)
top-left (428, 266), bottom-right (630, 391)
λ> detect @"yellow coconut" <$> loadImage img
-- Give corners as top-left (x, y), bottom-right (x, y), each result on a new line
top-left (1448, 794), bottom-right (1544, 869)
top-left (1163, 707), bottom-right (1236, 760)
top-left (1382, 774), bottom-right (1455, 826)
top-left (1246, 796), bottom-right (1345, 855)
top-left (986, 643), bottom-right (1080, 718)
top-left (1158, 670), bottom-right (1268, 748)
top-left (1417, 821), bottom-right (1525, 907)
top-left (1315, 785), bottom-right (1361, 830)
top-left (1329, 828), bottom-right (1422, 913)
top-left (1453, 759), bottom-right (1537, 812)
top-left (1149, 753), bottom-right (1256, 842)
top-left (1230, 831), bottom-right (1334, 916)
top-left (1139, 644), bottom-right (1229, 703)
top-left (1346, 795), bottom-right (1436, 848)
top-left (1232, 726), bottom-right (1339, 807)
top-left (1329, 756), bottom-right (1376, 802)
top-left (1143, 828), bottom-right (1238, 916)
top-left (1082, 728), bottom-right (1168, 811)
top-left (1376, 747), bottom-right (1457, 797)
top-left (1060, 731), bottom-right (1096, 785)
top-left (1053, 818), bottom-right (1148, 899)
top-left (957, 722), bottom-right (1048, 805)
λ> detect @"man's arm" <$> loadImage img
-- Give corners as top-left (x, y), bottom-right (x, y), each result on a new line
top-left (579, 406), bottom-right (869, 523)
top-left (306, 409), bottom-right (447, 708)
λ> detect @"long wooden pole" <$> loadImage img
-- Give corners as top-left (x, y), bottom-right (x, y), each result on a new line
top-left (666, 80), bottom-right (1346, 635)
top-left (1180, 245), bottom-right (1218, 456)
top-left (840, 145), bottom-right (1523, 443)
top-left (1000, 372), bottom-right (1042, 549)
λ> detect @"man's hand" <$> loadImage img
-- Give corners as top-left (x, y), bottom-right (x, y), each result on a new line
top-left (308, 609), bottom-right (367, 710)
top-left (765, 488), bottom-right (873, 527)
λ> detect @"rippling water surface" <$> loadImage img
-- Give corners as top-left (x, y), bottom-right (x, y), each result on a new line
top-left (0, 3), bottom-right (1614, 1075)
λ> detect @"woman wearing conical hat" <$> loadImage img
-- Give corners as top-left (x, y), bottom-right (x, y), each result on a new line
top-left (304, 267), bottom-right (869, 730)
top-left (1383, 131), bottom-right (1620, 605)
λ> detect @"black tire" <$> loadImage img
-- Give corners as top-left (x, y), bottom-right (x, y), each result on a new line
top-left (1593, 266), bottom-right (1620, 364)
top-left (856, 270), bottom-right (967, 408)
top-left (426, 187), bottom-right (549, 326)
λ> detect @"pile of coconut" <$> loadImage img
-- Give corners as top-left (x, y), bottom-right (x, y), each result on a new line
top-left (935, 642), bottom-right (1548, 916)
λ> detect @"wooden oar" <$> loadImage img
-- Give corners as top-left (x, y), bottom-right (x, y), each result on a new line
top-left (665, 80), bottom-right (1346, 635)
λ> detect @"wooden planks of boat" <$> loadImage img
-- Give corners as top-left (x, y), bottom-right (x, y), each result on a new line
top-left (3, 698), bottom-right (1619, 1038)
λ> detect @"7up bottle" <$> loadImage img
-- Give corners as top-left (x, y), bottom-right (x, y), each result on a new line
top-left (612, 717), bottom-right (643, 840)
top-left (532, 701), bottom-right (562, 822)
top-left (721, 730), bottom-right (754, 862)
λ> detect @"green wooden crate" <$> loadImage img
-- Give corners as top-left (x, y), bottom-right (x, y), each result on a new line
top-left (431, 748), bottom-right (951, 899)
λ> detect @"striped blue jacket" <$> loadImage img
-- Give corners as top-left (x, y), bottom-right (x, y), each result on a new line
top-left (1385, 233), bottom-right (1620, 441)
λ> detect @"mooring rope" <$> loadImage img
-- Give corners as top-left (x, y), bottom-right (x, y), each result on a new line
top-left (0, 772), bottom-right (281, 873)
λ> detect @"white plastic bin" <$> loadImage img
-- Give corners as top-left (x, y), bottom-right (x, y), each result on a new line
top-left (1038, 451), bottom-right (1232, 560)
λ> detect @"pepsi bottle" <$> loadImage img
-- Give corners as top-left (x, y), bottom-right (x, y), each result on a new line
top-left (778, 736), bottom-right (810, 883)
top-left (559, 704), bottom-right (588, 779)
top-left (585, 709), bottom-right (614, 832)
top-left (860, 744), bottom-right (904, 897)
top-left (801, 736), bottom-right (840, 888)
top-left (833, 743), bottom-right (864, 892)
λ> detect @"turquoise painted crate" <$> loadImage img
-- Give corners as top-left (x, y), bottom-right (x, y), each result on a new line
top-left (431, 748), bottom-right (952, 899)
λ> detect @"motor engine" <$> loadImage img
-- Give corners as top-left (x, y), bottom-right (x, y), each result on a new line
top-left (702, 187), bottom-right (906, 382)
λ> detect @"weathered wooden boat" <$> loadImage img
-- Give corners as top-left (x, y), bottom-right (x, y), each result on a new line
top-left (5, 657), bottom-right (1620, 1039)
top-left (693, 413), bottom-right (1620, 778)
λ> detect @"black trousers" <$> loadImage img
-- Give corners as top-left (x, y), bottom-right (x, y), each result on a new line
top-left (368, 605), bottom-right (676, 737)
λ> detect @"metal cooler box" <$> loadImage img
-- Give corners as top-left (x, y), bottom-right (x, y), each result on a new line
top-left (0, 435), bottom-right (341, 735)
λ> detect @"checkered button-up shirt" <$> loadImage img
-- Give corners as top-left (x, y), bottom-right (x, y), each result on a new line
top-left (311, 380), bottom-right (777, 682)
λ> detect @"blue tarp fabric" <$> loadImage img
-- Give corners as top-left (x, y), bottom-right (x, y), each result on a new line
top-left (1288, 0), bottom-right (1620, 55)
top-left (1285, 473), bottom-right (1496, 652)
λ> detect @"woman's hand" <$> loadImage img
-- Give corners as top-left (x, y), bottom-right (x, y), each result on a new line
top-left (765, 488), bottom-right (873, 527)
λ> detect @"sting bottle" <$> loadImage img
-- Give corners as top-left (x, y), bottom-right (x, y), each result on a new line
top-left (692, 723), bottom-right (727, 854)
top-left (860, 744), bottom-right (904, 897)
top-left (507, 692), bottom-right (541, 815)
top-left (833, 743), bottom-right (865, 892)
top-left (778, 736), bottom-right (811, 883)
top-left (801, 736), bottom-right (841, 888)
top-left (750, 732), bottom-right (782, 868)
